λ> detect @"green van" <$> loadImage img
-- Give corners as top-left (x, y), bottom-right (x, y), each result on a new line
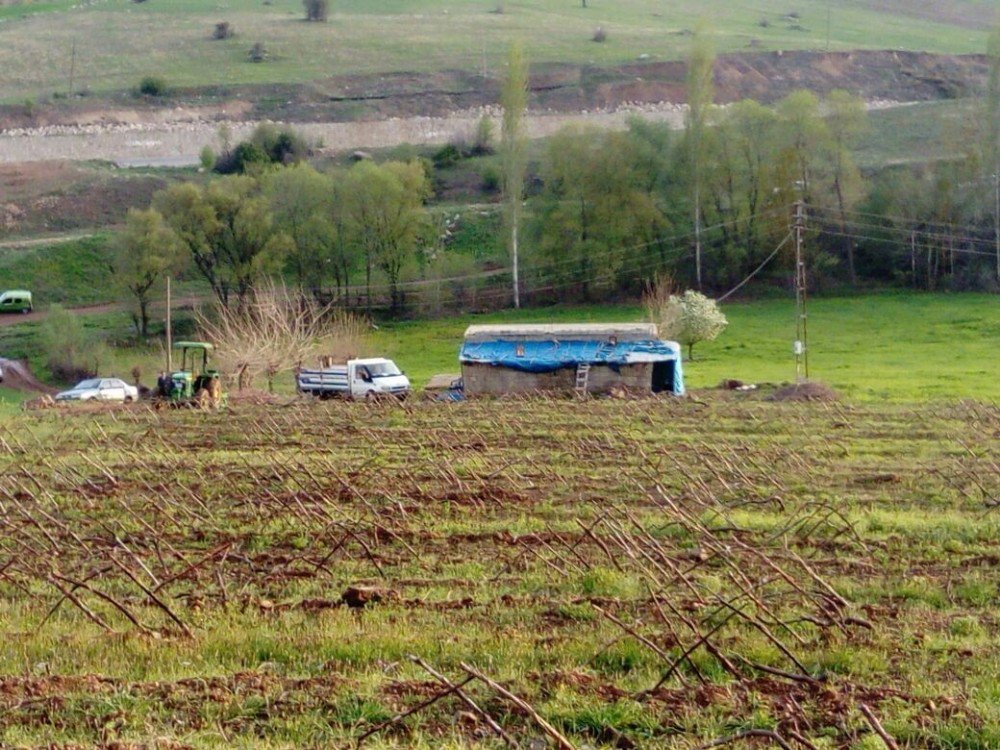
top-left (0, 290), bottom-right (33, 314)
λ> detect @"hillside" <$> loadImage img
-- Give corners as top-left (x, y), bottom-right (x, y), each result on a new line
top-left (0, 0), bottom-right (995, 105)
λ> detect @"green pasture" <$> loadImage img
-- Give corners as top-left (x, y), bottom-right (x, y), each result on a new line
top-left (379, 292), bottom-right (1000, 402)
top-left (0, 0), bottom-right (994, 101)
top-left (0, 292), bottom-right (994, 410)
top-left (857, 99), bottom-right (979, 169)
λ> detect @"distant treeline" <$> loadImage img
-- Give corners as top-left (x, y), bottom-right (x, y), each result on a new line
top-left (113, 41), bottom-right (999, 327)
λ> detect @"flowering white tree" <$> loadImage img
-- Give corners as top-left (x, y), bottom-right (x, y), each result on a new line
top-left (646, 281), bottom-right (728, 361)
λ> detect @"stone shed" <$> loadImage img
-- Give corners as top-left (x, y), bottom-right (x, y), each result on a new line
top-left (459, 323), bottom-right (684, 397)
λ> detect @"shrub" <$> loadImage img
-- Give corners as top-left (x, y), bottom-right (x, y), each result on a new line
top-left (137, 76), bottom-right (167, 97)
top-left (471, 114), bottom-right (495, 155)
top-left (250, 122), bottom-right (310, 164)
top-left (39, 305), bottom-right (102, 382)
top-left (432, 143), bottom-right (462, 169)
top-left (199, 145), bottom-right (216, 171)
top-left (214, 125), bottom-right (310, 174)
top-left (592, 26), bottom-right (607, 43)
top-left (248, 42), bottom-right (268, 63)
top-left (214, 141), bottom-right (269, 174)
top-left (213, 21), bottom-right (234, 40)
top-left (480, 165), bottom-right (500, 192)
top-left (303, 0), bottom-right (328, 22)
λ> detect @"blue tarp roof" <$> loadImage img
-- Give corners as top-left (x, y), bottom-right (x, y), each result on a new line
top-left (460, 338), bottom-right (684, 394)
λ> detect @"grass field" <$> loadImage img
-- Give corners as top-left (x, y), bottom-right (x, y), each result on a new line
top-left (855, 100), bottom-right (978, 169)
top-left (0, 0), bottom-right (994, 101)
top-left (0, 396), bottom-right (996, 748)
top-left (378, 292), bottom-right (1000, 402)
top-left (0, 292), bottom-right (996, 411)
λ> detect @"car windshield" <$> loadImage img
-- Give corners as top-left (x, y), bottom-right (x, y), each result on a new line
top-left (367, 362), bottom-right (401, 377)
top-left (74, 379), bottom-right (101, 390)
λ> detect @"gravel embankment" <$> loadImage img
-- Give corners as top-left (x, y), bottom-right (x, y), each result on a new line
top-left (0, 104), bottom-right (688, 166)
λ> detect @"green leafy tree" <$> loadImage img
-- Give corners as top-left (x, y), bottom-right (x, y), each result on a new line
top-left (113, 208), bottom-right (184, 337)
top-left (154, 176), bottom-right (292, 311)
top-left (983, 26), bottom-right (1000, 278)
top-left (705, 100), bottom-right (785, 274)
top-left (535, 125), bottom-right (664, 299)
top-left (823, 90), bottom-right (868, 283)
top-left (774, 90), bottom-right (827, 204)
top-left (683, 29), bottom-right (715, 289)
top-left (263, 164), bottom-right (349, 300)
top-left (39, 304), bottom-right (105, 382)
top-left (343, 160), bottom-right (429, 315)
top-left (500, 42), bottom-right (528, 307)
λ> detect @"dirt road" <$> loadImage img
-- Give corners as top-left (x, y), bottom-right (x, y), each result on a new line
top-left (0, 105), bottom-right (687, 166)
top-left (0, 294), bottom-right (208, 328)
top-left (0, 301), bottom-right (121, 327)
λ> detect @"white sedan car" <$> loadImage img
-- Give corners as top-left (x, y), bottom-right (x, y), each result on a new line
top-left (56, 377), bottom-right (139, 403)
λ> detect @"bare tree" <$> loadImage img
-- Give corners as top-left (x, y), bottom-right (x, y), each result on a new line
top-left (196, 280), bottom-right (369, 392)
top-left (643, 272), bottom-right (680, 338)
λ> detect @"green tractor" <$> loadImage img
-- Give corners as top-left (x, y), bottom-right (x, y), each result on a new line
top-left (162, 341), bottom-right (224, 407)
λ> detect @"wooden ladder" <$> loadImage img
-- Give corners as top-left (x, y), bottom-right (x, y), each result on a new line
top-left (574, 363), bottom-right (591, 398)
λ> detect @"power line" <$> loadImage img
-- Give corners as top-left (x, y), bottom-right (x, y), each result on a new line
top-left (807, 204), bottom-right (996, 238)
top-left (717, 232), bottom-right (792, 303)
top-left (816, 228), bottom-right (997, 257)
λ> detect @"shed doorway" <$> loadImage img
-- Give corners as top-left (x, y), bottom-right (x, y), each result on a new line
top-left (652, 361), bottom-right (676, 394)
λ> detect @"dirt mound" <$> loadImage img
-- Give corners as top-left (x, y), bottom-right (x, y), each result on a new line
top-left (0, 358), bottom-right (56, 395)
top-left (766, 381), bottom-right (840, 402)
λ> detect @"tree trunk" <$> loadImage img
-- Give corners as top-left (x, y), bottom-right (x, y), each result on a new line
top-left (834, 175), bottom-right (857, 285)
top-left (365, 255), bottom-right (372, 317)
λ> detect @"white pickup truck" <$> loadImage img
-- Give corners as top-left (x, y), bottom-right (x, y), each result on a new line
top-left (297, 358), bottom-right (411, 400)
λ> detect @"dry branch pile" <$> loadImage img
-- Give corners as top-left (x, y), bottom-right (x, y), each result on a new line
top-left (0, 398), bottom-right (996, 747)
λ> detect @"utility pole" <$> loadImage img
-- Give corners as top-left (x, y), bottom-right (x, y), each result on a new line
top-left (166, 276), bottom-right (173, 372)
top-left (793, 200), bottom-right (809, 382)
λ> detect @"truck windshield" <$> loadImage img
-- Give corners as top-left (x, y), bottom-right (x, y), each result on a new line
top-left (367, 362), bottom-right (401, 377)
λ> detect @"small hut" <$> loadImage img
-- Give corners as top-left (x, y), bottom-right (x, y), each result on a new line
top-left (459, 323), bottom-right (684, 397)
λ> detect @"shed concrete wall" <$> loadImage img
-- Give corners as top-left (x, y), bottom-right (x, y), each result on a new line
top-left (462, 363), bottom-right (652, 396)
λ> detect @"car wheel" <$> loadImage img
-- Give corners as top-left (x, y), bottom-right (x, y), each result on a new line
top-left (124, 396), bottom-right (134, 404)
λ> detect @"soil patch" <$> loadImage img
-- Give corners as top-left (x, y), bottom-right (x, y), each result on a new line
top-left (0, 358), bottom-right (56, 394)
top-left (0, 50), bottom-right (989, 132)
top-left (767, 381), bottom-right (840, 402)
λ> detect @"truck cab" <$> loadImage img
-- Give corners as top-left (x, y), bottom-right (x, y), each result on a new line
top-left (297, 357), bottom-right (410, 400)
top-left (349, 358), bottom-right (410, 398)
